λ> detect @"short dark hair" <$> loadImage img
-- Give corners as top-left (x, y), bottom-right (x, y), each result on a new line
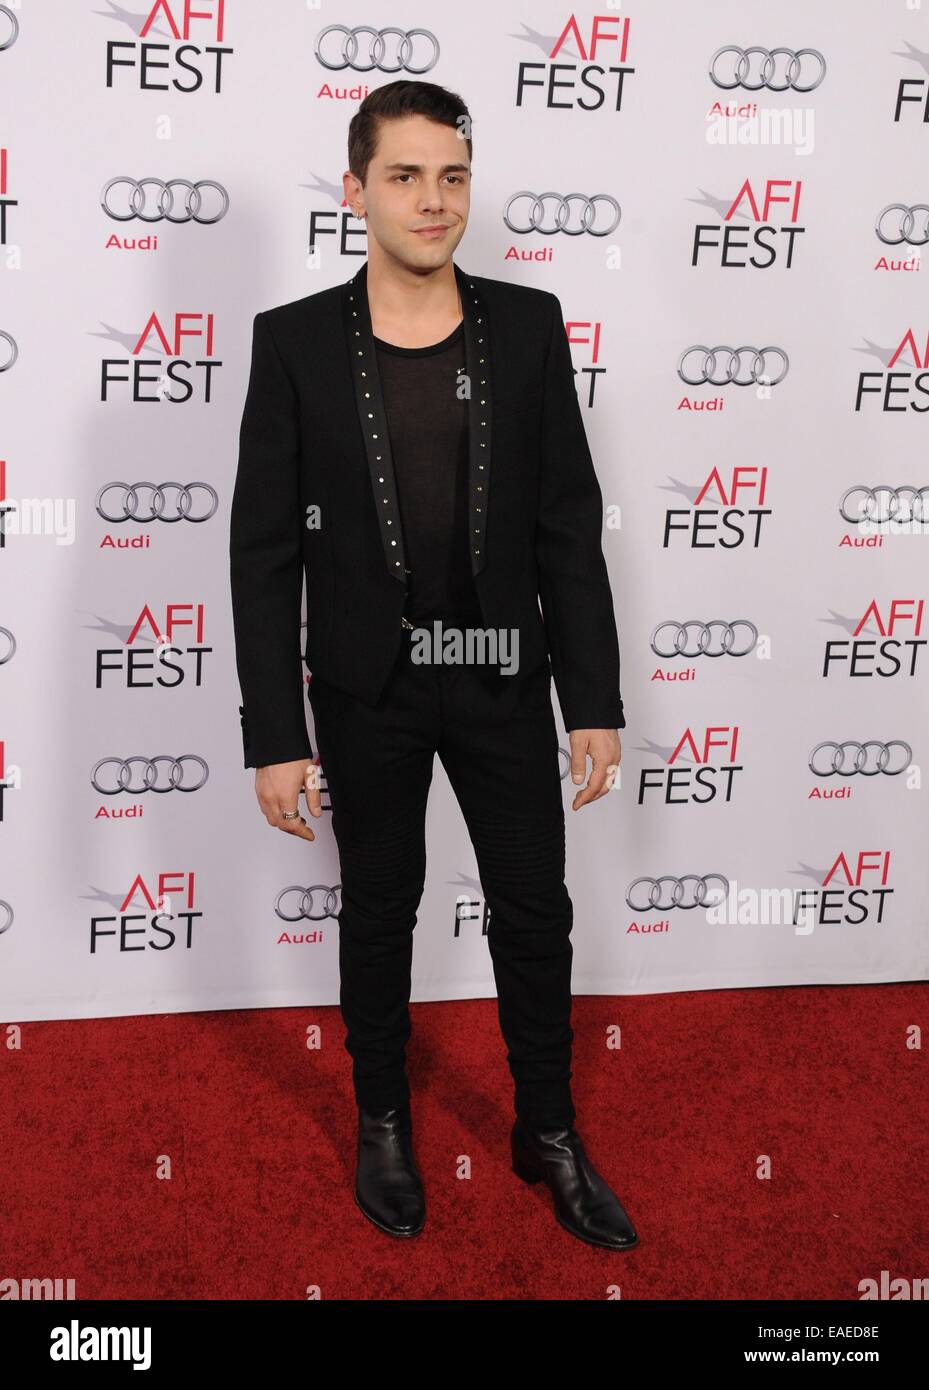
top-left (347, 80), bottom-right (473, 188)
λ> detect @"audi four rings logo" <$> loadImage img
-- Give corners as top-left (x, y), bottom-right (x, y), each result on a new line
top-left (92, 756), bottom-right (209, 795)
top-left (0, 330), bottom-right (17, 371)
top-left (678, 346), bottom-right (789, 386)
top-left (840, 486), bottom-right (929, 524)
top-left (875, 205), bottom-right (929, 246)
top-left (0, 5), bottom-right (18, 49)
top-left (96, 482), bottom-right (219, 523)
top-left (101, 178), bottom-right (230, 224)
top-left (650, 621), bottom-right (759, 658)
top-left (709, 46), bottom-right (826, 92)
top-left (809, 741), bottom-right (913, 777)
top-left (503, 192), bottom-right (621, 236)
top-left (0, 901), bottom-right (12, 934)
top-left (0, 626), bottom-right (15, 663)
top-left (315, 25), bottom-right (439, 72)
top-left (626, 875), bottom-right (730, 912)
top-left (275, 886), bottom-right (342, 922)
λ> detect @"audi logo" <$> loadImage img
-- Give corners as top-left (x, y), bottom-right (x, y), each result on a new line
top-left (503, 191), bottom-right (621, 237)
top-left (96, 482), bottom-right (219, 523)
top-left (709, 45), bottom-right (826, 92)
top-left (101, 177), bottom-right (230, 225)
top-left (809, 741), bottom-right (912, 777)
top-left (875, 204), bottom-right (929, 247)
top-left (678, 346), bottom-right (789, 387)
top-left (315, 25), bottom-right (439, 73)
top-left (92, 756), bottom-right (209, 795)
top-left (0, 330), bottom-right (17, 371)
top-left (0, 626), bottom-right (15, 664)
top-left (275, 885), bottom-right (342, 922)
top-left (840, 486), bottom-right (929, 525)
top-left (0, 5), bottom-right (18, 49)
top-left (627, 875), bottom-right (730, 912)
top-left (0, 900), bottom-right (12, 934)
top-left (651, 621), bottom-right (759, 659)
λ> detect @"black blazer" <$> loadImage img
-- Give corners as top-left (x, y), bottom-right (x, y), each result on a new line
top-left (229, 258), bottom-right (625, 768)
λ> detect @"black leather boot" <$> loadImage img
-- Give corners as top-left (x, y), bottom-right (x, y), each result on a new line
top-left (354, 1105), bottom-right (426, 1237)
top-left (511, 1117), bottom-right (638, 1250)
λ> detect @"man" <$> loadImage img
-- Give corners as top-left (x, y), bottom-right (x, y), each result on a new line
top-left (229, 80), bottom-right (637, 1252)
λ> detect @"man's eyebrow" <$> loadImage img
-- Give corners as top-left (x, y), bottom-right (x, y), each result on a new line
top-left (382, 162), bottom-right (470, 174)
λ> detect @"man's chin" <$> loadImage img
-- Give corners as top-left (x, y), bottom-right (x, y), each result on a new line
top-left (399, 241), bottom-right (457, 273)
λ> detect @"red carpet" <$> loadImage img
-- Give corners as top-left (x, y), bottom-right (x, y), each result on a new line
top-left (3, 983), bottom-right (926, 1300)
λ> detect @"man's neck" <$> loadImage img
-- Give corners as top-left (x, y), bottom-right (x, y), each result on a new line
top-left (366, 253), bottom-right (463, 349)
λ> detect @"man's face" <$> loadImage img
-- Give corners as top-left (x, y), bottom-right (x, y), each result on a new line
top-left (352, 113), bottom-right (470, 271)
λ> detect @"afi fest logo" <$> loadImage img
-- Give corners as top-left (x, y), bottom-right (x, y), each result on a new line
top-left (98, 312), bottom-right (221, 402)
top-left (822, 599), bottom-right (925, 680)
top-left (0, 146), bottom-right (15, 246)
top-left (663, 468), bottom-right (773, 547)
top-left (514, 13), bottom-right (635, 112)
top-left (0, 738), bottom-right (17, 822)
top-left (637, 727), bottom-right (744, 805)
top-left (855, 327), bottom-right (929, 409)
top-left (691, 179), bottom-right (805, 269)
top-left (792, 851), bottom-right (895, 934)
top-left (105, 0), bottom-right (232, 93)
top-left (93, 604), bottom-right (212, 689)
top-left (89, 873), bottom-right (202, 954)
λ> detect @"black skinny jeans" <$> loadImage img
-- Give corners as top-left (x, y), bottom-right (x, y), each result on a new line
top-left (307, 627), bottom-right (577, 1129)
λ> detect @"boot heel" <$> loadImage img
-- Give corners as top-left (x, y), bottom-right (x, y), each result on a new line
top-left (511, 1145), bottom-right (542, 1185)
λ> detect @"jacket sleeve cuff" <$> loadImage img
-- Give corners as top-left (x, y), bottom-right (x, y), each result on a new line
top-left (564, 699), bottom-right (626, 733)
top-left (239, 704), bottom-right (314, 769)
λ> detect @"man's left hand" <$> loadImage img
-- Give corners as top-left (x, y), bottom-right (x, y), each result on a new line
top-left (568, 728), bottom-right (621, 810)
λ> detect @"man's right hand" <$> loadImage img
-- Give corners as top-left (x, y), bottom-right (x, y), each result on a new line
top-left (255, 757), bottom-right (321, 839)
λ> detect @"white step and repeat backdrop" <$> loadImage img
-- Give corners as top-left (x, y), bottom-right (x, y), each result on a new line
top-left (1, 0), bottom-right (927, 1022)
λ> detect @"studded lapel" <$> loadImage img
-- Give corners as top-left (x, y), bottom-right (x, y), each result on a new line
top-left (341, 258), bottom-right (493, 584)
